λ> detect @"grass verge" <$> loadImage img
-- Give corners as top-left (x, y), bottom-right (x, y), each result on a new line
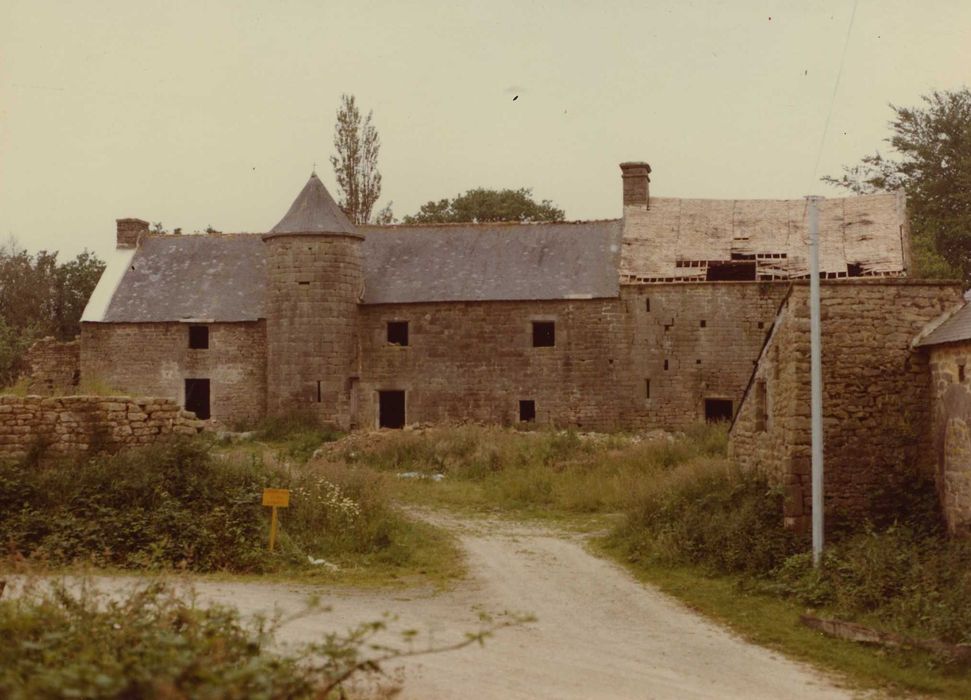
top-left (596, 538), bottom-right (971, 699)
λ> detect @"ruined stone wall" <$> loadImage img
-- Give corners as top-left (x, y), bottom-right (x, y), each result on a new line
top-left (22, 337), bottom-right (80, 395)
top-left (0, 395), bottom-right (205, 461)
top-left (264, 234), bottom-right (362, 429)
top-left (355, 282), bottom-right (788, 431)
top-left (927, 343), bottom-right (971, 535)
top-left (730, 280), bottom-right (963, 530)
top-left (79, 321), bottom-right (266, 425)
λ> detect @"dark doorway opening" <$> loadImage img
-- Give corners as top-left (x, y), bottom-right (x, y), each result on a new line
top-left (706, 261), bottom-right (756, 281)
top-left (379, 390), bottom-right (405, 429)
top-left (184, 378), bottom-right (211, 420)
top-left (519, 400), bottom-right (536, 422)
top-left (704, 398), bottom-right (733, 423)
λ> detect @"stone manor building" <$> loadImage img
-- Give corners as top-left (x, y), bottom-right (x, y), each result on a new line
top-left (75, 163), bottom-right (928, 434)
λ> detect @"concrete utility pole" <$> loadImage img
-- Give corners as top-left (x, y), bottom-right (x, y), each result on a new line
top-left (807, 195), bottom-right (825, 567)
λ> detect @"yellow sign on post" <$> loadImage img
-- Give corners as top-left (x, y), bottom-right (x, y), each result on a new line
top-left (262, 488), bottom-right (290, 552)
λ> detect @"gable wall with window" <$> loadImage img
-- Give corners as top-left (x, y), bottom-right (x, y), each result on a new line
top-left (79, 320), bottom-right (266, 424)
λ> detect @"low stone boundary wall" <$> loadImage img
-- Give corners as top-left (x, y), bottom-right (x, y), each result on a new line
top-left (0, 395), bottom-right (206, 461)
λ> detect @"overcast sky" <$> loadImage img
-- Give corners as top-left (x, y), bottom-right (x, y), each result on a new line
top-left (1, 0), bottom-right (969, 260)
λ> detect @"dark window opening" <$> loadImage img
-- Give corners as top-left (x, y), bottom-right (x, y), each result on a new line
top-left (663, 359), bottom-right (669, 371)
top-left (644, 379), bottom-right (650, 399)
top-left (519, 400), bottom-right (536, 422)
top-left (188, 325), bottom-right (209, 349)
top-left (532, 321), bottom-right (555, 347)
top-left (700, 320), bottom-right (707, 328)
top-left (387, 321), bottom-right (409, 346)
top-left (755, 381), bottom-right (767, 432)
top-left (706, 261), bottom-right (756, 281)
top-left (705, 398), bottom-right (733, 423)
top-left (961, 365), bottom-right (966, 383)
top-left (645, 298), bottom-right (651, 312)
top-left (696, 359), bottom-right (701, 364)
top-left (316, 380), bottom-right (322, 403)
top-left (847, 263), bottom-right (864, 277)
top-left (758, 321), bottom-right (765, 329)
top-left (379, 391), bottom-right (405, 429)
top-left (298, 280), bottom-right (310, 287)
top-left (184, 378), bottom-right (211, 420)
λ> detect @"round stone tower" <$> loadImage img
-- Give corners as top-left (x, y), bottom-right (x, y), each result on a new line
top-left (263, 173), bottom-right (363, 428)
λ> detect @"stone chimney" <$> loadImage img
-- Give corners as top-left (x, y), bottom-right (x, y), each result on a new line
top-left (116, 218), bottom-right (149, 248)
top-left (620, 162), bottom-right (651, 208)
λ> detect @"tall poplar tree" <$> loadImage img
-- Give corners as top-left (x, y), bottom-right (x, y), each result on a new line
top-left (330, 94), bottom-right (391, 224)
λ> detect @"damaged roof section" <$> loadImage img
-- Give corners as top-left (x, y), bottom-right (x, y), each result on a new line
top-left (620, 192), bottom-right (907, 283)
top-left (359, 220), bottom-right (621, 304)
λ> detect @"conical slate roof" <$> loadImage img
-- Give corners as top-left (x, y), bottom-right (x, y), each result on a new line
top-left (265, 173), bottom-right (356, 236)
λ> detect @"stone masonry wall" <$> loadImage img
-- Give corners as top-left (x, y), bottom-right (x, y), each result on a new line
top-left (730, 280), bottom-right (963, 530)
top-left (22, 337), bottom-right (80, 395)
top-left (79, 321), bottom-right (266, 425)
top-left (0, 395), bottom-right (205, 462)
top-left (355, 282), bottom-right (789, 431)
top-left (265, 234), bottom-right (362, 429)
top-left (927, 343), bottom-right (971, 535)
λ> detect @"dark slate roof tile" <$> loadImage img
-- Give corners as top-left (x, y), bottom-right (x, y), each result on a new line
top-left (102, 235), bottom-right (267, 322)
top-left (359, 220), bottom-right (621, 304)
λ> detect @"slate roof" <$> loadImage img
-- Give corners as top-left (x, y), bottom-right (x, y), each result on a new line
top-left (88, 219), bottom-right (622, 322)
top-left (916, 301), bottom-right (971, 347)
top-left (265, 173), bottom-right (356, 237)
top-left (359, 220), bottom-right (622, 304)
top-left (100, 235), bottom-right (267, 322)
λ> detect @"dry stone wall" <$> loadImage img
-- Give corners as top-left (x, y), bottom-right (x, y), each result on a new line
top-left (730, 279), bottom-right (963, 530)
top-left (0, 395), bottom-right (205, 461)
top-left (22, 337), bottom-right (80, 395)
top-left (927, 343), bottom-right (971, 535)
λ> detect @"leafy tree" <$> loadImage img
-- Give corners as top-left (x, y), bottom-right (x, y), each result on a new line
top-left (403, 187), bottom-right (565, 224)
top-left (0, 240), bottom-right (105, 386)
top-left (330, 94), bottom-right (389, 225)
top-left (824, 88), bottom-right (971, 280)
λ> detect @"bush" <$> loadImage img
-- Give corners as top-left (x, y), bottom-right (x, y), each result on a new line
top-left (776, 527), bottom-right (971, 644)
top-left (615, 458), bottom-right (804, 576)
top-left (0, 576), bottom-right (489, 699)
top-left (0, 437), bottom-right (423, 574)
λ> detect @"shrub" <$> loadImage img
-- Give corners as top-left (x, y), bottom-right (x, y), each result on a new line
top-left (776, 527), bottom-right (971, 644)
top-left (0, 437), bottom-right (423, 574)
top-left (615, 458), bottom-right (804, 576)
top-left (0, 577), bottom-right (498, 699)
top-left (1, 439), bottom-right (269, 572)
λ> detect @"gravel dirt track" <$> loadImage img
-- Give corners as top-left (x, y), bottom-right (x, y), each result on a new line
top-left (185, 514), bottom-right (854, 699)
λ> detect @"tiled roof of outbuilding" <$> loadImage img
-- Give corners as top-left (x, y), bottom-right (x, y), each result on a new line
top-left (916, 300), bottom-right (971, 347)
